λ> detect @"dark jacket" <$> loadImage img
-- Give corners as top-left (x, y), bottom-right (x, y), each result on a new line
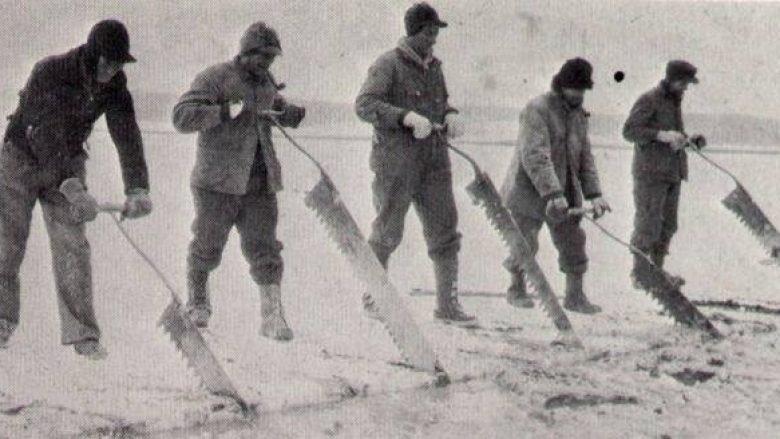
top-left (3, 46), bottom-right (149, 193)
top-left (355, 39), bottom-right (457, 175)
top-left (500, 91), bottom-right (602, 220)
top-left (623, 82), bottom-right (688, 182)
top-left (172, 60), bottom-right (303, 195)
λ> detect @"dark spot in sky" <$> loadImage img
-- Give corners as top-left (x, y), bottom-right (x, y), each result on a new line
top-left (614, 71), bottom-right (625, 83)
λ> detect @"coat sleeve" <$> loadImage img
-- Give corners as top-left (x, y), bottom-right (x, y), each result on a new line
top-left (271, 94), bottom-right (306, 128)
top-left (578, 119), bottom-right (602, 199)
top-left (354, 55), bottom-right (407, 129)
top-left (105, 74), bottom-right (150, 193)
top-left (172, 69), bottom-right (227, 133)
top-left (518, 105), bottom-right (563, 201)
top-left (623, 93), bottom-right (659, 145)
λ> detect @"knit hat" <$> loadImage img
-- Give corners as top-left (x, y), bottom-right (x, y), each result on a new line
top-left (665, 60), bottom-right (699, 84)
top-left (552, 58), bottom-right (594, 90)
top-left (405, 3), bottom-right (448, 36)
top-left (239, 22), bottom-right (282, 56)
top-left (86, 19), bottom-right (136, 63)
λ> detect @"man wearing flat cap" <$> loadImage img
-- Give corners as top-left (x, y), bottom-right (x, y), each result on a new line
top-left (0, 19), bottom-right (152, 358)
top-left (173, 22), bottom-right (305, 340)
top-left (500, 58), bottom-right (610, 314)
top-left (356, 3), bottom-right (474, 323)
top-left (623, 60), bottom-right (706, 290)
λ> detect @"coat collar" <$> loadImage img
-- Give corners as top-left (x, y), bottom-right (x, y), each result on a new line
top-left (396, 37), bottom-right (439, 70)
top-left (546, 91), bottom-right (589, 117)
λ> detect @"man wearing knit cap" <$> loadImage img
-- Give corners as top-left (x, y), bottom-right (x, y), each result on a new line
top-left (500, 58), bottom-right (610, 314)
top-left (356, 3), bottom-right (474, 323)
top-left (0, 19), bottom-right (152, 358)
top-left (624, 60), bottom-right (706, 290)
top-left (173, 22), bottom-right (305, 340)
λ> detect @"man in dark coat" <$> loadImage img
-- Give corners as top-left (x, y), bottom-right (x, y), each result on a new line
top-left (500, 58), bottom-right (611, 314)
top-left (623, 60), bottom-right (706, 288)
top-left (355, 2), bottom-right (474, 323)
top-left (0, 20), bottom-right (152, 358)
top-left (172, 22), bottom-right (305, 340)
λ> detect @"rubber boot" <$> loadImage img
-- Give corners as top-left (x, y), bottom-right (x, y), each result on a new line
top-left (631, 253), bottom-right (654, 291)
top-left (651, 250), bottom-right (685, 288)
top-left (506, 268), bottom-right (534, 308)
top-left (0, 319), bottom-right (15, 349)
top-left (74, 338), bottom-right (108, 360)
top-left (259, 284), bottom-right (293, 341)
top-left (185, 270), bottom-right (211, 328)
top-left (433, 258), bottom-right (476, 324)
top-left (563, 273), bottom-right (601, 314)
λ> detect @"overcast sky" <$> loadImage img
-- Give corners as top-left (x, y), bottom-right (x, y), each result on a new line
top-left (1, 0), bottom-right (779, 117)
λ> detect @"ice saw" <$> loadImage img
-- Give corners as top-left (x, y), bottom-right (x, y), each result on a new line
top-left (267, 117), bottom-right (445, 379)
top-left (60, 178), bottom-right (249, 413)
top-left (437, 133), bottom-right (582, 349)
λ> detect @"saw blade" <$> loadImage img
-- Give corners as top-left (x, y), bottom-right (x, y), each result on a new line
top-left (722, 183), bottom-right (780, 258)
top-left (304, 176), bottom-right (441, 373)
top-left (636, 266), bottom-right (722, 338)
top-left (158, 298), bottom-right (248, 411)
top-left (465, 173), bottom-right (582, 348)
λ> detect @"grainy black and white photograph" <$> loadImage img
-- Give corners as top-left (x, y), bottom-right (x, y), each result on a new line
top-left (1, 0), bottom-right (779, 437)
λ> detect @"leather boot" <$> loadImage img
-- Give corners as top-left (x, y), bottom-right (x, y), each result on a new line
top-left (259, 284), bottom-right (293, 341)
top-left (506, 268), bottom-right (534, 308)
top-left (563, 273), bottom-right (601, 314)
top-left (186, 270), bottom-right (211, 328)
top-left (432, 257), bottom-right (476, 323)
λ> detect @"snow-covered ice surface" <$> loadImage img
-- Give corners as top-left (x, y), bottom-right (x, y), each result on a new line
top-left (2, 125), bottom-right (780, 438)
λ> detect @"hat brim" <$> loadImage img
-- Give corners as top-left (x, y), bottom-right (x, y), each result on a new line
top-left (434, 19), bottom-right (448, 28)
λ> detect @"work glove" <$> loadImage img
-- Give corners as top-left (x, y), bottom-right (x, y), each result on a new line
top-left (124, 188), bottom-right (153, 219)
top-left (227, 100), bottom-right (245, 119)
top-left (656, 130), bottom-right (687, 151)
top-left (589, 196), bottom-right (612, 219)
top-left (403, 111), bottom-right (433, 139)
top-left (444, 113), bottom-right (465, 139)
top-left (545, 195), bottom-right (569, 223)
top-left (689, 134), bottom-right (707, 150)
top-left (59, 177), bottom-right (98, 223)
top-left (278, 104), bottom-right (306, 128)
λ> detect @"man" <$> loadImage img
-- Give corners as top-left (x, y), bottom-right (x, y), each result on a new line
top-left (623, 60), bottom-right (706, 289)
top-left (172, 22), bottom-right (305, 341)
top-left (355, 3), bottom-right (473, 323)
top-left (0, 20), bottom-right (152, 358)
top-left (500, 58), bottom-right (611, 314)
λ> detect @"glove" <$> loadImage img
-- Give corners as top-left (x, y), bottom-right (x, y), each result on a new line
top-left (545, 195), bottom-right (569, 223)
top-left (589, 196), bottom-right (612, 219)
top-left (59, 177), bottom-right (98, 223)
top-left (402, 112), bottom-right (433, 139)
top-left (227, 100), bottom-right (244, 119)
top-left (279, 104), bottom-right (306, 128)
top-left (656, 130), bottom-right (687, 151)
top-left (689, 134), bottom-right (707, 150)
top-left (444, 113), bottom-right (465, 139)
top-left (124, 188), bottom-right (153, 219)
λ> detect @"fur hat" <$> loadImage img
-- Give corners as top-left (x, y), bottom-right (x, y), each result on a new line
top-left (405, 3), bottom-right (448, 36)
top-left (552, 58), bottom-right (594, 91)
top-left (239, 22), bottom-right (282, 56)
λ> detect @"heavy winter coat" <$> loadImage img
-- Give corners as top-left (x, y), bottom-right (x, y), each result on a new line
top-left (623, 82), bottom-right (688, 182)
top-left (172, 60), bottom-right (302, 195)
top-left (500, 91), bottom-right (602, 220)
top-left (2, 46), bottom-right (149, 193)
top-left (355, 39), bottom-right (457, 175)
